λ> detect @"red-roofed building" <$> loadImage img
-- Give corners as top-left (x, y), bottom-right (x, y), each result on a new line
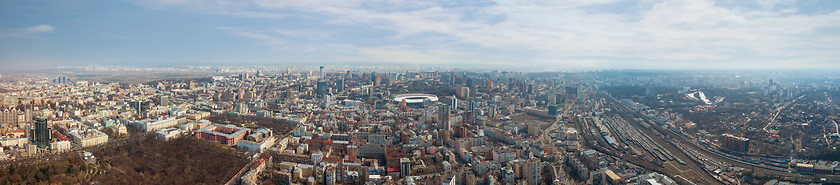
top-left (323, 157), bottom-right (343, 164)
top-left (305, 139), bottom-right (333, 149)
top-left (5, 130), bottom-right (25, 138)
top-left (53, 130), bottom-right (68, 141)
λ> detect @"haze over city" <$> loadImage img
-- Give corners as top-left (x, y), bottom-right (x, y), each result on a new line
top-left (2, 0), bottom-right (840, 71)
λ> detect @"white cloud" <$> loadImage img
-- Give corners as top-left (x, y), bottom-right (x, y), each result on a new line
top-left (0, 24), bottom-right (56, 38)
top-left (165, 0), bottom-right (840, 69)
top-left (274, 29), bottom-right (330, 39)
top-left (213, 11), bottom-right (288, 19)
top-left (216, 27), bottom-right (286, 45)
top-left (25, 24), bottom-right (55, 33)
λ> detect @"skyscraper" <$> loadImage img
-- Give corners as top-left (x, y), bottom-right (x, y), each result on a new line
top-left (374, 76), bottom-right (382, 86)
top-left (317, 81), bottom-right (328, 97)
top-left (30, 118), bottom-right (52, 151)
top-left (456, 85), bottom-right (470, 99)
top-left (450, 96), bottom-right (458, 110)
top-left (438, 104), bottom-right (451, 131)
top-left (336, 78), bottom-right (345, 92)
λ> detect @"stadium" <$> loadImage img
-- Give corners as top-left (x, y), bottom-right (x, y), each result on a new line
top-left (393, 93), bottom-right (439, 108)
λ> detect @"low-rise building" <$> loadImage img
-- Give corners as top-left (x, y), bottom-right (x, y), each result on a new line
top-left (134, 117), bottom-right (187, 132)
top-left (237, 128), bottom-right (276, 152)
top-left (195, 124), bottom-right (251, 145)
top-left (185, 111), bottom-right (211, 121)
top-left (156, 127), bottom-right (183, 141)
top-left (50, 140), bottom-right (72, 152)
top-left (68, 129), bottom-right (109, 148)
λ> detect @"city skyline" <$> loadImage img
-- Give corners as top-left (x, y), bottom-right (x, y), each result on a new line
top-left (2, 0), bottom-right (840, 70)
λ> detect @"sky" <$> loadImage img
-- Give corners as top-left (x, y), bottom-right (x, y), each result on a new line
top-left (1, 0), bottom-right (839, 71)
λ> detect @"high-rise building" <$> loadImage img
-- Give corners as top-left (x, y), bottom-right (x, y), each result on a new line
top-left (525, 158), bottom-right (542, 185)
top-left (322, 95), bottom-right (332, 108)
top-left (547, 94), bottom-right (557, 106)
top-left (645, 86), bottom-right (657, 98)
top-left (400, 158), bottom-right (411, 177)
top-left (336, 78), bottom-right (345, 92)
top-left (30, 118), bottom-right (52, 151)
top-left (317, 81), bottom-right (328, 97)
top-left (721, 134), bottom-right (750, 153)
top-left (158, 96), bottom-right (170, 106)
top-left (438, 104), bottom-right (451, 131)
top-left (468, 98), bottom-right (479, 113)
top-left (456, 85), bottom-right (470, 99)
top-left (450, 96), bottom-right (458, 110)
top-left (487, 105), bottom-right (497, 118)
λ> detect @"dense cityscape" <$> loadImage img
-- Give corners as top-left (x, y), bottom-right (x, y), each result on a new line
top-left (3, 0), bottom-right (840, 184)
top-left (0, 66), bottom-right (838, 185)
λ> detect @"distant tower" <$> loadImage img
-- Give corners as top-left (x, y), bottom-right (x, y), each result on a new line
top-left (240, 73), bottom-right (249, 81)
top-left (158, 96), bottom-right (170, 106)
top-left (320, 65), bottom-right (325, 77)
top-left (450, 96), bottom-right (458, 110)
top-left (336, 78), bottom-right (345, 92)
top-left (30, 118), bottom-right (52, 151)
top-left (645, 86), bottom-right (657, 98)
top-left (137, 101), bottom-right (143, 115)
top-left (438, 104), bottom-right (451, 131)
top-left (317, 81), bottom-right (328, 97)
top-left (321, 94), bottom-right (332, 108)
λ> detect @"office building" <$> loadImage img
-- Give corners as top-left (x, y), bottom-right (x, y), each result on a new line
top-left (30, 118), bottom-right (52, 151)
top-left (336, 78), bottom-right (345, 92)
top-left (438, 104), bottom-right (451, 131)
top-left (317, 81), bottom-right (328, 97)
top-left (450, 96), bottom-right (458, 110)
